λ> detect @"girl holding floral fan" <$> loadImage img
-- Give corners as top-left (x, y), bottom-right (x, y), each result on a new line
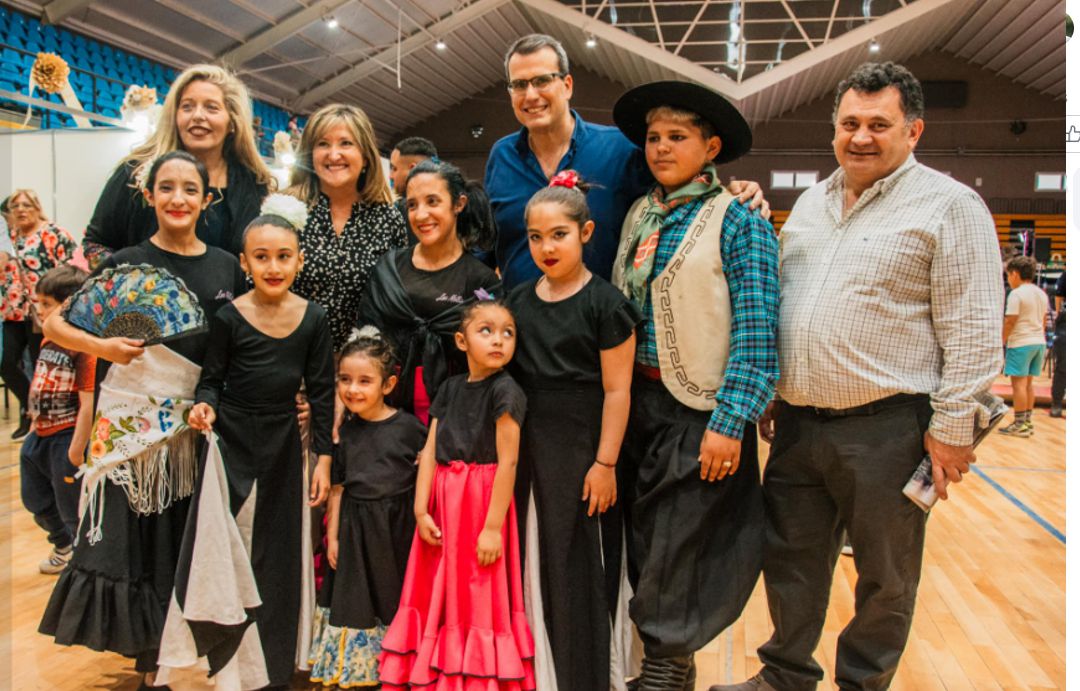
top-left (186, 193), bottom-right (336, 687)
top-left (39, 150), bottom-right (248, 689)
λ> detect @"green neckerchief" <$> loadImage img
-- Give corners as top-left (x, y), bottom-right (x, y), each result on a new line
top-left (623, 163), bottom-right (722, 309)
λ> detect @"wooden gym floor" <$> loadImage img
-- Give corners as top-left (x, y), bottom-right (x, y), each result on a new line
top-left (0, 377), bottom-right (1066, 690)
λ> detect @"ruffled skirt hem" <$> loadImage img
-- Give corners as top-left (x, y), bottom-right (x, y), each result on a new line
top-left (38, 564), bottom-right (164, 659)
top-left (378, 462), bottom-right (535, 691)
top-left (308, 605), bottom-right (386, 688)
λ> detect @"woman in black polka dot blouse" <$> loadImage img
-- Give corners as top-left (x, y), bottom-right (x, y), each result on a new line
top-left (287, 103), bottom-right (408, 351)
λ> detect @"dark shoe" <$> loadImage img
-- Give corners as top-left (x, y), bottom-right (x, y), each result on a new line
top-left (631, 655), bottom-right (693, 691)
top-left (708, 673), bottom-right (779, 691)
top-left (1050, 404), bottom-right (1064, 418)
top-left (11, 415), bottom-right (30, 440)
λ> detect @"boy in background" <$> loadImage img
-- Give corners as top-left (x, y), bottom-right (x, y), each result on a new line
top-left (999, 255), bottom-right (1050, 437)
top-left (20, 264), bottom-right (94, 573)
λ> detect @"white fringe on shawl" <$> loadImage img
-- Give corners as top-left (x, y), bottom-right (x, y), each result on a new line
top-left (78, 345), bottom-right (201, 544)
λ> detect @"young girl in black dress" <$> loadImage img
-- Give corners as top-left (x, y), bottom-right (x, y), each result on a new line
top-left (508, 171), bottom-right (641, 691)
top-left (38, 151), bottom-right (248, 690)
top-left (187, 195), bottom-right (336, 687)
top-left (379, 298), bottom-right (535, 691)
top-left (308, 328), bottom-right (427, 688)
top-left (359, 160), bottom-right (501, 424)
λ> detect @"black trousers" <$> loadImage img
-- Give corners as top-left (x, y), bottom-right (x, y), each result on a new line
top-left (2, 319), bottom-right (42, 412)
top-left (622, 376), bottom-right (763, 658)
top-left (758, 396), bottom-right (931, 691)
top-left (20, 428), bottom-right (80, 547)
top-left (1052, 329), bottom-right (1065, 406)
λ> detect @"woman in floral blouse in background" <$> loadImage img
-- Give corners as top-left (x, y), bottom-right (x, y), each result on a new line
top-left (1, 189), bottom-right (77, 439)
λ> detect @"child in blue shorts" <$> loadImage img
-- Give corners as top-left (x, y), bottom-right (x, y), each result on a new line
top-left (1000, 255), bottom-right (1049, 437)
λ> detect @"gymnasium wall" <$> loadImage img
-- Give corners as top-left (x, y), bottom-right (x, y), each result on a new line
top-left (0, 127), bottom-right (145, 241)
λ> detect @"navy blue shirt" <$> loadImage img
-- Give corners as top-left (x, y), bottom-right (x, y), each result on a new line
top-left (484, 110), bottom-right (652, 288)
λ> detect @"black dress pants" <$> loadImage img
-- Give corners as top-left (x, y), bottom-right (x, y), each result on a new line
top-left (1051, 329), bottom-right (1065, 406)
top-left (758, 396), bottom-right (931, 691)
top-left (2, 319), bottom-right (42, 412)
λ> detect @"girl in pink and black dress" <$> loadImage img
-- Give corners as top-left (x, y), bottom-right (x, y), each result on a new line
top-left (379, 298), bottom-right (534, 691)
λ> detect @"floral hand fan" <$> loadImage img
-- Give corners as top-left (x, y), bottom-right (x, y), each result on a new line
top-left (62, 264), bottom-right (206, 344)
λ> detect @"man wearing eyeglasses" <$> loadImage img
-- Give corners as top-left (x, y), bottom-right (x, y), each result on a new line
top-left (485, 33), bottom-right (769, 289)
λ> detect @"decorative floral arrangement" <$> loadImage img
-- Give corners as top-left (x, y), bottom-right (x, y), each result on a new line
top-left (121, 84), bottom-right (158, 112)
top-left (31, 52), bottom-right (70, 94)
top-left (260, 193), bottom-right (309, 230)
top-left (273, 130), bottom-right (293, 154)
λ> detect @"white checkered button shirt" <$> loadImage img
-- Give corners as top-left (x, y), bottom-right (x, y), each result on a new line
top-left (776, 155), bottom-right (1004, 446)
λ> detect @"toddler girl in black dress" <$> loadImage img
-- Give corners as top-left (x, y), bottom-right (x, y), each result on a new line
top-left (308, 328), bottom-right (426, 687)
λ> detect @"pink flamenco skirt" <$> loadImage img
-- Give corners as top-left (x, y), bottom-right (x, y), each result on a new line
top-left (379, 461), bottom-right (535, 691)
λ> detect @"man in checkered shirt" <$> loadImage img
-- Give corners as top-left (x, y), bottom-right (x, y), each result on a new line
top-left (714, 63), bottom-right (1003, 691)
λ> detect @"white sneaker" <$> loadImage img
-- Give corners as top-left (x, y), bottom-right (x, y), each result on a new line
top-left (39, 545), bottom-right (72, 574)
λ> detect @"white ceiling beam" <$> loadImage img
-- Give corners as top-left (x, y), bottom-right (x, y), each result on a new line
top-left (648, 0), bottom-right (666, 51)
top-left (220, 0), bottom-right (354, 68)
top-left (515, 0), bottom-right (743, 98)
top-left (673, 0), bottom-right (711, 55)
top-left (293, 0), bottom-right (510, 111)
top-left (779, 0), bottom-right (815, 50)
top-left (737, 0), bottom-right (974, 98)
top-left (42, 0), bottom-right (93, 24)
top-left (824, 0), bottom-right (841, 42)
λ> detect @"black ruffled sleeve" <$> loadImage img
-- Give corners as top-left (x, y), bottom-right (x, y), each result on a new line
top-left (594, 279), bottom-right (643, 351)
top-left (489, 373), bottom-right (526, 426)
top-left (428, 378), bottom-right (451, 422)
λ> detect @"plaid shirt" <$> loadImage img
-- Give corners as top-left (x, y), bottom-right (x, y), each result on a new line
top-left (637, 193), bottom-right (780, 439)
top-left (776, 155), bottom-right (1003, 446)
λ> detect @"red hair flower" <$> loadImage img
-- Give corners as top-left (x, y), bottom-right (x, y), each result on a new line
top-left (549, 170), bottom-right (580, 189)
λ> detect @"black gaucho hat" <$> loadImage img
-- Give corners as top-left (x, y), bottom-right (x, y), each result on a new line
top-left (613, 80), bottom-right (752, 164)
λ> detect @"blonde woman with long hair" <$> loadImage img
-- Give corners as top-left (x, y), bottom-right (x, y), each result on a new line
top-left (83, 63), bottom-right (274, 266)
top-left (288, 103), bottom-right (407, 351)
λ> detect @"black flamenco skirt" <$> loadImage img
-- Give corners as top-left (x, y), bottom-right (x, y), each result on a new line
top-left (320, 491), bottom-right (415, 629)
top-left (39, 479), bottom-right (193, 672)
top-left (214, 401), bottom-right (306, 687)
top-left (520, 382), bottom-right (623, 691)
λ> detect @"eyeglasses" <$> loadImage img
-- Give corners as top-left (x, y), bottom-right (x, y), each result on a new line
top-left (507, 73), bottom-right (566, 93)
top-left (8, 202), bottom-right (35, 210)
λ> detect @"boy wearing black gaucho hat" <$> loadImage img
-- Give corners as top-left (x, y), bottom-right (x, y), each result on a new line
top-left (610, 81), bottom-right (779, 690)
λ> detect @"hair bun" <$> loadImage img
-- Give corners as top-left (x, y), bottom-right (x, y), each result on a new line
top-left (549, 170), bottom-right (581, 190)
top-left (260, 193), bottom-right (309, 230)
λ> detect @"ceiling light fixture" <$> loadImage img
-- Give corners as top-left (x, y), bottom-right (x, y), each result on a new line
top-left (585, 34), bottom-right (597, 48)
top-left (325, 15), bottom-right (339, 29)
top-left (435, 38), bottom-right (447, 50)
top-left (868, 38), bottom-right (880, 53)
